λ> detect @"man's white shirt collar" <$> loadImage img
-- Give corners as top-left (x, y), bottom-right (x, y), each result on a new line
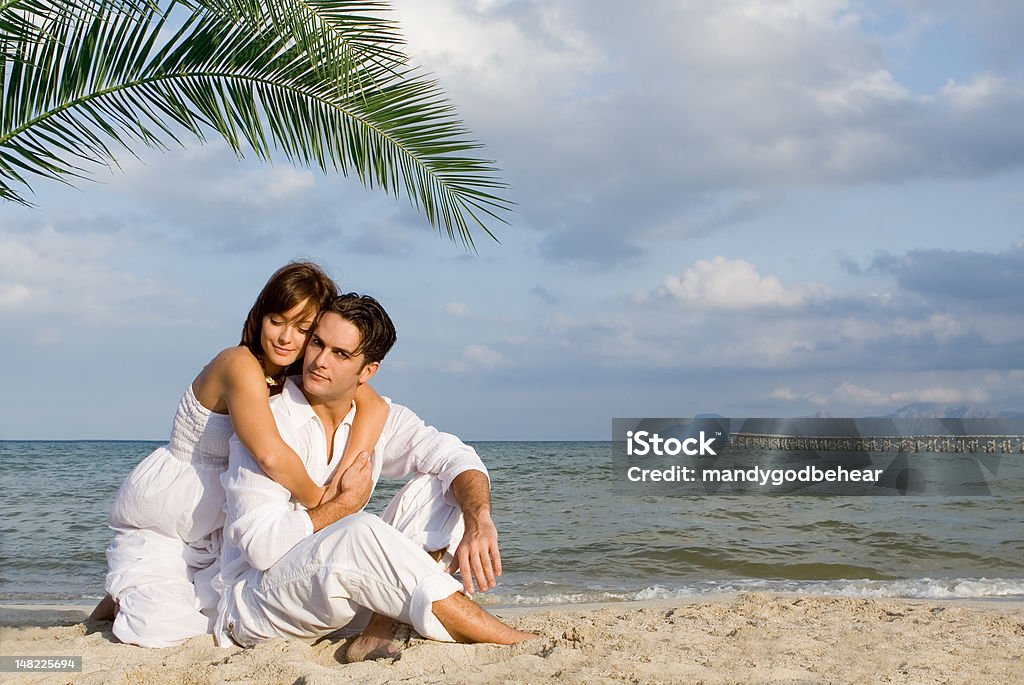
top-left (279, 377), bottom-right (356, 431)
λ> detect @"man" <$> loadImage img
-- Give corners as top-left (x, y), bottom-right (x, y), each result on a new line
top-left (214, 293), bottom-right (534, 660)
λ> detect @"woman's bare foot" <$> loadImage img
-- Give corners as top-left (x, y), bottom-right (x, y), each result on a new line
top-left (343, 613), bottom-right (410, 663)
top-left (88, 594), bottom-right (118, 621)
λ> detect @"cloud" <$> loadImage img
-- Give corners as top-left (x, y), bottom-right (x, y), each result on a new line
top-left (81, 141), bottom-right (436, 256)
top-left (657, 256), bottom-right (826, 310)
top-left (530, 285), bottom-right (559, 305)
top-left (941, 74), bottom-right (1016, 110)
top-left (19, 1), bottom-right (1024, 268)
top-left (770, 387), bottom-right (802, 401)
top-left (447, 344), bottom-right (506, 372)
top-left (868, 244), bottom-right (1024, 302)
top-left (834, 313), bottom-right (964, 342)
top-left (603, 243), bottom-right (1024, 375)
top-left (892, 1), bottom-right (1024, 67)
top-left (392, 0), bottom-right (1024, 265)
top-left (344, 217), bottom-right (418, 257)
top-left (444, 302), bottom-right (471, 317)
top-left (0, 225), bottom-right (183, 328)
top-left (262, 167), bottom-right (317, 200)
top-left (771, 381), bottom-right (991, 409)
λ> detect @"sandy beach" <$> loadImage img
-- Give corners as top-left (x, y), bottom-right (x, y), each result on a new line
top-left (2, 593), bottom-right (1022, 684)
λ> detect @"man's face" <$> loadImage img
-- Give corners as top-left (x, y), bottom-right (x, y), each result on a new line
top-left (302, 312), bottom-right (378, 403)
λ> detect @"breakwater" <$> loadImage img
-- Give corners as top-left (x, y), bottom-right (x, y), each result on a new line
top-left (729, 434), bottom-right (1024, 453)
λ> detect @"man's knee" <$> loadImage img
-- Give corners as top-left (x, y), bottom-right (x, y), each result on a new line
top-left (382, 475), bottom-right (463, 551)
top-left (381, 473), bottom-right (449, 525)
top-left (312, 512), bottom-right (396, 559)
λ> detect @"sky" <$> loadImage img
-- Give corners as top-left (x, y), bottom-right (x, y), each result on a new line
top-left (2, 0), bottom-right (1023, 440)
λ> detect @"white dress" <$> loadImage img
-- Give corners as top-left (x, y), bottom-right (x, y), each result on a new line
top-left (104, 385), bottom-right (233, 648)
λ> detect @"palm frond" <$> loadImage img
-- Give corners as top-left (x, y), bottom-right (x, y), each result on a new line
top-left (201, 0), bottom-right (407, 92)
top-left (0, 1), bottom-right (511, 245)
top-left (0, 0), bottom-right (151, 45)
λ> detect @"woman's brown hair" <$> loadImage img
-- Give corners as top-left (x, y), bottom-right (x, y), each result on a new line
top-left (239, 261), bottom-right (338, 368)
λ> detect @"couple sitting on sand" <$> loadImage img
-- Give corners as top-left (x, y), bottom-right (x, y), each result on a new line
top-left (92, 262), bottom-right (534, 660)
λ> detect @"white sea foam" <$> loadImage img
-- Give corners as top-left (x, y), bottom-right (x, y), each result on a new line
top-left (829, 577), bottom-right (1024, 599)
top-left (481, 577), bottom-right (1024, 606)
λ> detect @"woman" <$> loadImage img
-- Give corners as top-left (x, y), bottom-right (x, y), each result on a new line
top-left (93, 261), bottom-right (388, 648)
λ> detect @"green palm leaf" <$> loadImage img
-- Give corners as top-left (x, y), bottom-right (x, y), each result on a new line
top-left (1, 0), bottom-right (511, 246)
top-left (1, 0), bottom-right (150, 51)
top-left (204, 0), bottom-right (406, 91)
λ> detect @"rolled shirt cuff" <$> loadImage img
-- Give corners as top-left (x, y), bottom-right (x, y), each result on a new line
top-left (438, 464), bottom-right (489, 506)
top-left (409, 572), bottom-right (463, 642)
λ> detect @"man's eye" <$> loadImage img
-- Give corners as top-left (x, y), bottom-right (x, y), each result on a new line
top-left (335, 351), bottom-right (349, 359)
top-left (298, 328), bottom-right (310, 335)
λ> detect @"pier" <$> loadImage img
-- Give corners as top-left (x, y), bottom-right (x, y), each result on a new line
top-left (728, 433), bottom-right (1024, 454)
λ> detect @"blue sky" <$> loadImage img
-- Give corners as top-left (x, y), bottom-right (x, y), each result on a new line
top-left (2, 0), bottom-right (1023, 440)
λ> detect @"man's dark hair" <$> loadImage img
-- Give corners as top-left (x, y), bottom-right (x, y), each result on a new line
top-left (320, 293), bottom-right (397, 365)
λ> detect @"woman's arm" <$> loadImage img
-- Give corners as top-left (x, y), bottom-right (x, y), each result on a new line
top-left (218, 351), bottom-right (326, 508)
top-left (330, 382), bottom-right (389, 488)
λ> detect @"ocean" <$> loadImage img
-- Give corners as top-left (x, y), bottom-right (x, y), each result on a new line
top-left (1, 440), bottom-right (1022, 607)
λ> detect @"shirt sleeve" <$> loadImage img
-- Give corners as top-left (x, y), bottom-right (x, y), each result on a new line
top-left (222, 433), bottom-right (314, 572)
top-left (376, 403), bottom-right (489, 503)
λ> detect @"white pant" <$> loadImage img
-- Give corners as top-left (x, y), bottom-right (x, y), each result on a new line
top-left (105, 447), bottom-right (225, 648)
top-left (221, 473), bottom-right (465, 647)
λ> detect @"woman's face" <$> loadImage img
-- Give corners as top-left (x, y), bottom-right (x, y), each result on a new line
top-left (260, 299), bottom-right (316, 372)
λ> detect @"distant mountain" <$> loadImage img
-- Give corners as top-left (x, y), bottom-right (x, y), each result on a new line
top-left (885, 403), bottom-right (1024, 419)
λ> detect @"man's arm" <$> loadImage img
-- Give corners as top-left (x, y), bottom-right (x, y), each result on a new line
top-left (376, 403), bottom-right (498, 594)
top-left (378, 404), bottom-right (490, 499)
top-left (447, 470), bottom-right (502, 595)
top-left (306, 450), bottom-right (374, 532)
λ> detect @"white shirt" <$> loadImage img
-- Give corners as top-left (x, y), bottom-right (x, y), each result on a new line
top-left (218, 378), bottom-right (488, 588)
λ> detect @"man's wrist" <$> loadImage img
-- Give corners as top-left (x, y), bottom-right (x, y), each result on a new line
top-left (463, 508), bottom-right (494, 528)
top-left (311, 485), bottom-right (329, 507)
top-left (308, 492), bottom-right (365, 531)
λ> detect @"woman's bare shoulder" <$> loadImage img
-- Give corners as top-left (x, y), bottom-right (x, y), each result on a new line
top-left (209, 346), bottom-right (263, 377)
top-left (193, 347), bottom-right (265, 412)
top-left (197, 347), bottom-right (263, 387)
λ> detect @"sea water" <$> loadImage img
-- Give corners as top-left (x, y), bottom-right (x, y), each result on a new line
top-left (1, 441), bottom-right (1022, 606)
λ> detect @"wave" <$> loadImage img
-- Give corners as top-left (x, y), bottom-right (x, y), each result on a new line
top-left (5, 577), bottom-right (1023, 607)
top-left (477, 577), bottom-right (1024, 606)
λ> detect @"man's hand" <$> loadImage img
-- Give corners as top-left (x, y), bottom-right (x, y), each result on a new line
top-left (309, 451), bottom-right (373, 531)
top-left (339, 450), bottom-right (374, 509)
top-left (446, 470), bottom-right (500, 595)
top-left (319, 450), bottom-right (371, 503)
top-left (447, 512), bottom-right (502, 595)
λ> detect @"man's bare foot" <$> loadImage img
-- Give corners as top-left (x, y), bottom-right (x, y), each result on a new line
top-left (505, 627), bottom-right (539, 643)
top-left (343, 614), bottom-right (410, 663)
top-left (88, 594), bottom-right (118, 622)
